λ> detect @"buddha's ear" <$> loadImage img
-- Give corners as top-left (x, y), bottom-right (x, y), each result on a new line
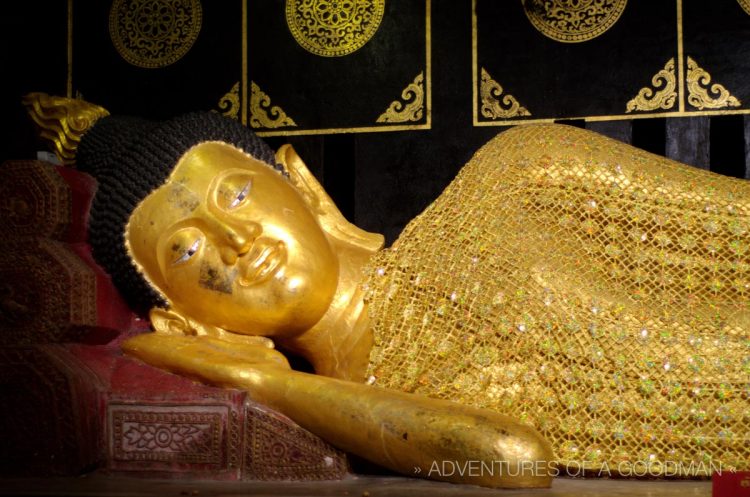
top-left (275, 144), bottom-right (384, 253)
top-left (149, 307), bottom-right (193, 336)
top-left (149, 307), bottom-right (275, 348)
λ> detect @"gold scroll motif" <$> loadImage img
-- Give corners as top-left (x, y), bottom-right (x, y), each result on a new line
top-left (522, 0), bottom-right (627, 43)
top-left (738, 0), bottom-right (750, 16)
top-left (216, 82), bottom-right (240, 120)
top-left (285, 0), bottom-right (385, 57)
top-left (625, 58), bottom-right (677, 113)
top-left (376, 73), bottom-right (425, 123)
top-left (686, 56), bottom-right (741, 110)
top-left (109, 0), bottom-right (202, 69)
top-left (249, 82), bottom-right (297, 129)
top-left (480, 68), bottom-right (530, 119)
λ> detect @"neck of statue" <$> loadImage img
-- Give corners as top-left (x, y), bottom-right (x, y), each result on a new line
top-left (279, 237), bottom-right (375, 382)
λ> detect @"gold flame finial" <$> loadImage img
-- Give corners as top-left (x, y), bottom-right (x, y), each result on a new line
top-left (22, 92), bottom-right (109, 166)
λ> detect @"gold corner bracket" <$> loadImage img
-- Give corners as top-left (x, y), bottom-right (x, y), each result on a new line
top-left (686, 56), bottom-right (741, 110)
top-left (625, 58), bottom-right (677, 113)
top-left (376, 72), bottom-right (425, 123)
top-left (216, 82), bottom-right (240, 120)
top-left (249, 81), bottom-right (297, 130)
top-left (479, 68), bottom-right (530, 119)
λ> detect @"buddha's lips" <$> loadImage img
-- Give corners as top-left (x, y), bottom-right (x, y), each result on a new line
top-left (238, 240), bottom-right (287, 286)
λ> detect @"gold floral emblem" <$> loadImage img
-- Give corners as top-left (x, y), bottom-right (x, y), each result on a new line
top-left (285, 0), bottom-right (385, 57)
top-left (522, 0), bottom-right (627, 43)
top-left (109, 0), bottom-right (202, 69)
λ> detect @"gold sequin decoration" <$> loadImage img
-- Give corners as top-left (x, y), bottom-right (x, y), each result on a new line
top-left (109, 0), bottom-right (202, 69)
top-left (285, 0), bottom-right (385, 57)
top-left (364, 124), bottom-right (750, 476)
top-left (522, 0), bottom-right (628, 43)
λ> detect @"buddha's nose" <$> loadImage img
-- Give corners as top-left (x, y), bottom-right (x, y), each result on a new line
top-left (218, 221), bottom-right (261, 265)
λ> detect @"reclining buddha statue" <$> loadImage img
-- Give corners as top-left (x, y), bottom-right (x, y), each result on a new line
top-left (25, 93), bottom-right (749, 487)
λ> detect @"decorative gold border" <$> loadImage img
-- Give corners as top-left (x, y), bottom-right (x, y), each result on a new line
top-left (686, 56), bottom-right (741, 110)
top-left (249, 81), bottom-right (297, 129)
top-left (241, 0), bottom-right (248, 125)
top-left (67, 0), bottom-right (73, 98)
top-left (376, 72), bottom-right (425, 123)
top-left (479, 68), bottom-right (530, 119)
top-left (216, 82), bottom-right (240, 120)
top-left (625, 58), bottom-right (677, 113)
top-left (251, 0), bottom-right (432, 137)
top-left (472, 0), bottom-right (750, 127)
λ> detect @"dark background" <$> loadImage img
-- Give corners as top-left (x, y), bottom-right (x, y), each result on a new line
top-left (2, 0), bottom-right (750, 244)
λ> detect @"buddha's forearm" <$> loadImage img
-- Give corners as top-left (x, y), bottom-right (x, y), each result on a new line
top-left (122, 333), bottom-right (553, 488)
top-left (235, 368), bottom-right (553, 488)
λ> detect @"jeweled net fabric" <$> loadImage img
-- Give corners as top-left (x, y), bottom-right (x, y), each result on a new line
top-left (364, 124), bottom-right (750, 476)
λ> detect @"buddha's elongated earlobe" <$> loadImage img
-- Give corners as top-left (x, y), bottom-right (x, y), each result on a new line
top-left (150, 307), bottom-right (192, 336)
top-left (275, 144), bottom-right (384, 254)
top-left (150, 307), bottom-right (276, 348)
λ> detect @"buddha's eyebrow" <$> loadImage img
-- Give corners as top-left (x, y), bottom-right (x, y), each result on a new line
top-left (166, 182), bottom-right (200, 214)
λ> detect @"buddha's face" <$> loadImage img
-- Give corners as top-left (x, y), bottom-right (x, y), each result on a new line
top-left (125, 141), bottom-right (339, 337)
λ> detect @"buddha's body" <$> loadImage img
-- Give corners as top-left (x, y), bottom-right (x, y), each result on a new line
top-left (359, 124), bottom-right (750, 474)
top-left (26, 94), bottom-right (749, 485)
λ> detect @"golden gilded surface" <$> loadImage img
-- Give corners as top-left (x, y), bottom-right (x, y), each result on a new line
top-left (109, 0), bottom-right (202, 69)
top-left (250, 82), bottom-right (297, 130)
top-left (125, 142), bottom-right (339, 338)
top-left (738, 0), bottom-right (750, 16)
top-left (376, 72), bottom-right (425, 123)
top-left (686, 56), bottom-right (741, 111)
top-left (217, 82), bottom-right (240, 120)
top-left (626, 58), bottom-right (677, 113)
top-left (123, 141), bottom-right (552, 488)
top-left (285, 0), bottom-right (385, 57)
top-left (123, 333), bottom-right (553, 488)
top-left (522, 0), bottom-right (628, 43)
top-left (480, 68), bottom-right (531, 119)
top-left (22, 92), bottom-right (109, 165)
top-left (365, 124), bottom-right (750, 475)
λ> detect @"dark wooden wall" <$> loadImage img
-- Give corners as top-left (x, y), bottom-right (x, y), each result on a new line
top-left (2, 1), bottom-right (750, 245)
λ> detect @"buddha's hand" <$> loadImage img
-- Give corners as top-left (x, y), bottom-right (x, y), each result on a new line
top-left (122, 332), bottom-right (291, 393)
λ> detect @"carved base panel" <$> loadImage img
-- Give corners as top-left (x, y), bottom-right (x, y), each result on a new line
top-left (0, 342), bottom-right (349, 480)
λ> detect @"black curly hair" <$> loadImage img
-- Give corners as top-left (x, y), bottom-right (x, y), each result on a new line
top-left (76, 111), bottom-right (283, 315)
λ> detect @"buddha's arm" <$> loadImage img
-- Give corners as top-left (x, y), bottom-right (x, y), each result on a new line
top-left (123, 333), bottom-right (553, 489)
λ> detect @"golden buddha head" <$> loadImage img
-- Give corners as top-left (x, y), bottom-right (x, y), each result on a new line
top-left (125, 140), bottom-right (339, 337)
top-left (71, 110), bottom-right (382, 338)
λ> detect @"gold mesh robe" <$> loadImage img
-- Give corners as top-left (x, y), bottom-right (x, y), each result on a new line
top-left (364, 124), bottom-right (750, 476)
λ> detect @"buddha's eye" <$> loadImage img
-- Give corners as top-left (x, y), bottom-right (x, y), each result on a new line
top-left (172, 238), bottom-right (201, 265)
top-left (229, 180), bottom-right (252, 209)
top-left (216, 175), bottom-right (253, 211)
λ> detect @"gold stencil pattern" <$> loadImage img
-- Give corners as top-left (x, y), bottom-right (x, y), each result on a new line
top-left (738, 0), bottom-right (750, 15)
top-left (522, 0), bottom-right (627, 43)
top-left (249, 81), bottom-right (297, 129)
top-left (109, 0), bottom-right (202, 69)
top-left (480, 68), bottom-right (530, 119)
top-left (376, 72), bottom-right (425, 123)
top-left (285, 0), bottom-right (385, 57)
top-left (686, 56), bottom-right (741, 111)
top-left (625, 58), bottom-right (677, 113)
top-left (216, 82), bottom-right (240, 120)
